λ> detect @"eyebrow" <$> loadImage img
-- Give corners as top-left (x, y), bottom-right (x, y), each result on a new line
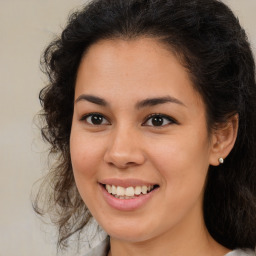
top-left (75, 94), bottom-right (108, 106)
top-left (75, 94), bottom-right (186, 108)
top-left (136, 96), bottom-right (186, 109)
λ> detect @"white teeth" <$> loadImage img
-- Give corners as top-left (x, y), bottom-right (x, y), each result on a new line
top-left (111, 185), bottom-right (117, 195)
top-left (142, 185), bottom-right (147, 194)
top-left (125, 187), bottom-right (135, 197)
top-left (106, 184), bottom-right (112, 193)
top-left (105, 184), bottom-right (155, 198)
top-left (134, 186), bottom-right (141, 195)
top-left (147, 185), bottom-right (153, 191)
top-left (116, 186), bottom-right (125, 196)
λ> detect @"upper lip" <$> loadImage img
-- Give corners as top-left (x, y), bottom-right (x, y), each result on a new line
top-left (99, 178), bottom-right (158, 188)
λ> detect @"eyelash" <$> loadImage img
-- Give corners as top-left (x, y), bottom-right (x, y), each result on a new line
top-left (80, 113), bottom-right (177, 127)
top-left (142, 113), bottom-right (177, 127)
top-left (80, 112), bottom-right (110, 126)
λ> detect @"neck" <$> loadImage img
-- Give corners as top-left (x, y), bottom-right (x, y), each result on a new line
top-left (108, 216), bottom-right (230, 256)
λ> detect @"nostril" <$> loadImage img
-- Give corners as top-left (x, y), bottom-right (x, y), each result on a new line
top-left (106, 160), bottom-right (139, 169)
top-left (126, 161), bottom-right (138, 166)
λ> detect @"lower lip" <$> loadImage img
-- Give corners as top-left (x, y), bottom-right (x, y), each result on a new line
top-left (100, 184), bottom-right (158, 211)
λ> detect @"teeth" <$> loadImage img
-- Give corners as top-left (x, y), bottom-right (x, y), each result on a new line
top-left (112, 185), bottom-right (117, 194)
top-left (134, 186), bottom-right (141, 195)
top-left (142, 185), bottom-right (147, 194)
top-left (106, 184), bottom-right (112, 193)
top-left (105, 184), bottom-right (155, 198)
top-left (116, 186), bottom-right (125, 196)
top-left (125, 187), bottom-right (134, 196)
top-left (148, 185), bottom-right (153, 191)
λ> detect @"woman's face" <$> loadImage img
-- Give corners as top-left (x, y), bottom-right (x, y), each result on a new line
top-left (70, 38), bottom-right (216, 242)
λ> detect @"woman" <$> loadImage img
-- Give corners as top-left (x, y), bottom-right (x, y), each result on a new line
top-left (34, 0), bottom-right (256, 255)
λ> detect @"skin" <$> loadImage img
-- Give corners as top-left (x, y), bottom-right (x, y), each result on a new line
top-left (70, 38), bottom-right (237, 256)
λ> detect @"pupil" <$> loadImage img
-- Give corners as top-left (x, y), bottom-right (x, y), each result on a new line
top-left (92, 115), bottom-right (103, 125)
top-left (152, 116), bottom-right (163, 126)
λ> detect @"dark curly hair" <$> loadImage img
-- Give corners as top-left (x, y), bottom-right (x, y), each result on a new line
top-left (34, 0), bottom-right (256, 251)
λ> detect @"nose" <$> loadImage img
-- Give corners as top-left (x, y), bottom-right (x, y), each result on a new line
top-left (103, 126), bottom-right (146, 169)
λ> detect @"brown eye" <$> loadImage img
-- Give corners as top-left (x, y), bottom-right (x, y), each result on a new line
top-left (82, 113), bottom-right (110, 125)
top-left (151, 116), bottom-right (165, 126)
top-left (143, 114), bottom-right (176, 127)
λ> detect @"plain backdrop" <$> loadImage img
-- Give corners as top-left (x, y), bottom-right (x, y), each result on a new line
top-left (0, 1), bottom-right (255, 255)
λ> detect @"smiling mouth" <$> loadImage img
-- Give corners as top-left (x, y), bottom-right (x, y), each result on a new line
top-left (102, 184), bottom-right (159, 199)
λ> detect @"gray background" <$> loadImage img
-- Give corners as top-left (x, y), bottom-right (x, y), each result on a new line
top-left (0, 1), bottom-right (255, 255)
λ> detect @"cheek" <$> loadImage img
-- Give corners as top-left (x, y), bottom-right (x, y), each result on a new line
top-left (146, 135), bottom-right (210, 229)
top-left (149, 132), bottom-right (210, 191)
top-left (70, 130), bottom-right (103, 176)
top-left (70, 131), bottom-right (104, 209)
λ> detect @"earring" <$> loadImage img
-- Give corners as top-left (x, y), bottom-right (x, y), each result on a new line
top-left (218, 157), bottom-right (224, 164)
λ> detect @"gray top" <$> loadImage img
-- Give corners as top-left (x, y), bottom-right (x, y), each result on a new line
top-left (226, 250), bottom-right (256, 256)
top-left (85, 237), bottom-right (255, 256)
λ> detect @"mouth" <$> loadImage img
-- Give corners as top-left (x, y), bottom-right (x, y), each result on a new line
top-left (101, 183), bottom-right (159, 199)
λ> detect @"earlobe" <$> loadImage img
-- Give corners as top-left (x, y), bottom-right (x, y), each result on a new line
top-left (209, 114), bottom-right (239, 166)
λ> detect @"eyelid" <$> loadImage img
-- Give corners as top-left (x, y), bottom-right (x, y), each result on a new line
top-left (80, 112), bottom-right (111, 125)
top-left (142, 113), bottom-right (178, 127)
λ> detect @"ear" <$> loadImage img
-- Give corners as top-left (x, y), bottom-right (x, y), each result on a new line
top-left (209, 114), bottom-right (239, 166)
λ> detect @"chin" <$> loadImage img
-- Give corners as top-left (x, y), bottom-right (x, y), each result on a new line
top-left (100, 220), bottom-right (157, 243)
top-left (108, 231), bottom-right (151, 243)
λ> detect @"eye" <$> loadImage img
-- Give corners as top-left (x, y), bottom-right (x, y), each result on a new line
top-left (143, 114), bottom-right (176, 127)
top-left (81, 113), bottom-right (110, 125)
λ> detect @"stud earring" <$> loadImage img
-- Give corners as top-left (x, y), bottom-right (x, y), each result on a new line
top-left (219, 157), bottom-right (224, 164)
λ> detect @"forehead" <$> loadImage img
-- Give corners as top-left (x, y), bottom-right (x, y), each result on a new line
top-left (80, 38), bottom-right (182, 78)
top-left (75, 38), bottom-right (203, 109)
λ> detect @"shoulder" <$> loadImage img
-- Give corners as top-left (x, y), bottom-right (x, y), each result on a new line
top-left (83, 241), bottom-right (256, 256)
top-left (225, 249), bottom-right (256, 256)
